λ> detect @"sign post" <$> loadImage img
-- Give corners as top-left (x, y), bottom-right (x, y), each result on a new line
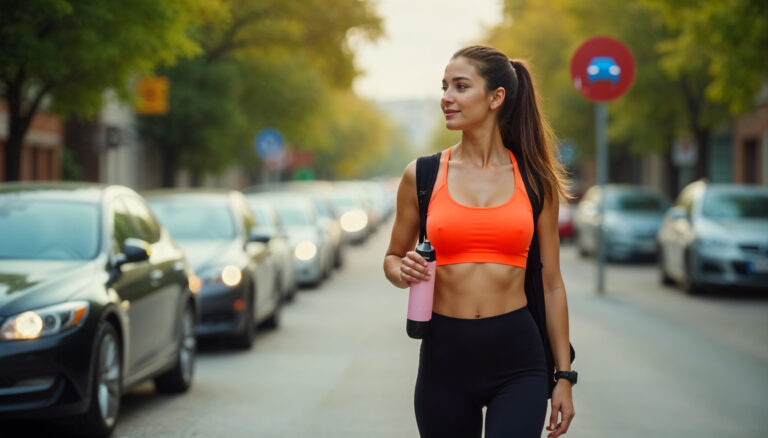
top-left (254, 128), bottom-right (286, 183)
top-left (570, 36), bottom-right (635, 295)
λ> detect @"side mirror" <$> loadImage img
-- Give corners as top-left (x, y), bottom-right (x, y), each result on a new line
top-left (249, 228), bottom-right (271, 244)
top-left (116, 238), bottom-right (150, 269)
top-left (667, 206), bottom-right (688, 221)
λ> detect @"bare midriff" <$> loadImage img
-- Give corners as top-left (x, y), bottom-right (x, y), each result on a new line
top-left (433, 262), bottom-right (528, 319)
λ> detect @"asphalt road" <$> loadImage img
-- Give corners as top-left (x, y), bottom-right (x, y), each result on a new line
top-left (4, 220), bottom-right (767, 437)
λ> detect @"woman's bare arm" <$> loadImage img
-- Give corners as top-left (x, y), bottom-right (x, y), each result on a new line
top-left (537, 193), bottom-right (571, 372)
top-left (383, 160), bottom-right (430, 288)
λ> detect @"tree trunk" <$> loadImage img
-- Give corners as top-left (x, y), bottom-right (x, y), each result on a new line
top-left (4, 118), bottom-right (25, 181)
top-left (692, 127), bottom-right (710, 181)
top-left (678, 77), bottom-right (711, 181)
top-left (190, 169), bottom-right (202, 187)
top-left (4, 83), bottom-right (33, 181)
top-left (161, 147), bottom-right (178, 188)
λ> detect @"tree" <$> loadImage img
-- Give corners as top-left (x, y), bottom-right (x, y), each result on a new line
top-left (0, 0), bottom-right (224, 181)
top-left (486, 0), bottom-right (759, 182)
top-left (640, 0), bottom-right (768, 178)
top-left (138, 0), bottom-right (384, 185)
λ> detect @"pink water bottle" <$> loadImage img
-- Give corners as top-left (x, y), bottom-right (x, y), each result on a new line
top-left (407, 240), bottom-right (436, 339)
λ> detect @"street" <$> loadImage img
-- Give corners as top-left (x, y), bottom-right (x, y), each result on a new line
top-left (5, 221), bottom-right (768, 438)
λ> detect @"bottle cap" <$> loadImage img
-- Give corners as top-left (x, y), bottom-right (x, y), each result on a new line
top-left (415, 240), bottom-right (436, 262)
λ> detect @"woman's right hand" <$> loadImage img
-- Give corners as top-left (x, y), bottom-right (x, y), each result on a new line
top-left (400, 250), bottom-right (430, 286)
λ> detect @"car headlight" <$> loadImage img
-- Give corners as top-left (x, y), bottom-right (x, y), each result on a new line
top-left (0, 301), bottom-right (89, 341)
top-left (340, 209), bottom-right (368, 232)
top-left (199, 265), bottom-right (243, 287)
top-left (294, 241), bottom-right (317, 261)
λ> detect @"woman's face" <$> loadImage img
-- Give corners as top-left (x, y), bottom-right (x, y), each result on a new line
top-left (441, 56), bottom-right (497, 131)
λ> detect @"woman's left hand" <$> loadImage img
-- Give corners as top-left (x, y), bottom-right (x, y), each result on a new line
top-left (546, 379), bottom-right (575, 437)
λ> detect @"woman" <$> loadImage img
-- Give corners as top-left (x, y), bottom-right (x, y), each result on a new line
top-left (383, 45), bottom-right (575, 438)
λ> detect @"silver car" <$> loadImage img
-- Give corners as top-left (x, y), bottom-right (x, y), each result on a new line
top-left (246, 197), bottom-right (298, 302)
top-left (657, 180), bottom-right (768, 294)
top-left (145, 190), bottom-right (281, 349)
top-left (574, 185), bottom-right (669, 260)
top-left (255, 193), bottom-right (334, 287)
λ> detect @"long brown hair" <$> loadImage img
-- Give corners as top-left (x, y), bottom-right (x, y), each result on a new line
top-left (452, 45), bottom-right (570, 205)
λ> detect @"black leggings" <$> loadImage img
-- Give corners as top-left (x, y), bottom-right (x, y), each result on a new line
top-left (414, 306), bottom-right (548, 438)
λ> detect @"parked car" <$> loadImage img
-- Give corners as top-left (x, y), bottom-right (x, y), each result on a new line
top-left (245, 197), bottom-right (298, 301)
top-left (0, 183), bottom-right (198, 437)
top-left (328, 189), bottom-right (370, 245)
top-left (145, 190), bottom-right (281, 349)
top-left (657, 180), bottom-right (768, 294)
top-left (574, 184), bottom-right (669, 260)
top-left (558, 203), bottom-right (575, 242)
top-left (274, 181), bottom-right (348, 269)
top-left (254, 193), bottom-right (334, 287)
top-left (305, 193), bottom-right (344, 269)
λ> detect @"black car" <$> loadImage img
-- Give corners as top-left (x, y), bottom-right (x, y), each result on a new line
top-left (0, 183), bottom-right (198, 437)
top-left (145, 190), bottom-right (281, 349)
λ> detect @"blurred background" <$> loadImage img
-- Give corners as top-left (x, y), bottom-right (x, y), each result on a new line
top-left (0, 0), bottom-right (767, 437)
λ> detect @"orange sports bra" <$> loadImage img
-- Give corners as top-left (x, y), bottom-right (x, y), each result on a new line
top-left (426, 147), bottom-right (534, 268)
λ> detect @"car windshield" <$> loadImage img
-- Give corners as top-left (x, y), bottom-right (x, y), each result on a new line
top-left (330, 193), bottom-right (361, 211)
top-left (248, 203), bottom-right (276, 227)
top-left (149, 199), bottom-right (237, 240)
top-left (0, 198), bottom-right (100, 260)
top-left (606, 192), bottom-right (667, 212)
top-left (701, 191), bottom-right (768, 219)
top-left (273, 203), bottom-right (313, 226)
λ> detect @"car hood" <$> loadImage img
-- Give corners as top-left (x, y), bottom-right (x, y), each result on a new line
top-left (0, 260), bottom-right (97, 316)
top-left (605, 212), bottom-right (664, 231)
top-left (697, 217), bottom-right (768, 242)
top-left (174, 239), bottom-right (243, 272)
top-left (284, 226), bottom-right (320, 244)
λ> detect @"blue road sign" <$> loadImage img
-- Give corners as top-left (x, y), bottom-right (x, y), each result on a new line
top-left (254, 128), bottom-right (285, 159)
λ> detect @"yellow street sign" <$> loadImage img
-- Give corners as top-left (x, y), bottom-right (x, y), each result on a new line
top-left (135, 77), bottom-right (169, 115)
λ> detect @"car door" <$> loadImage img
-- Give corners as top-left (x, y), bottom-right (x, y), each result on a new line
top-left (108, 197), bottom-right (157, 377)
top-left (667, 186), bottom-right (697, 279)
top-left (576, 188), bottom-right (600, 253)
top-left (122, 195), bottom-right (182, 367)
top-left (235, 195), bottom-right (274, 322)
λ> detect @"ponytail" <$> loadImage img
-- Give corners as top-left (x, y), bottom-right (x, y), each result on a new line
top-left (506, 59), bottom-right (570, 205)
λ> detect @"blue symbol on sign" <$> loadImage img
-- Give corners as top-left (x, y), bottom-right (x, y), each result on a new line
top-left (254, 128), bottom-right (285, 159)
top-left (586, 56), bottom-right (621, 84)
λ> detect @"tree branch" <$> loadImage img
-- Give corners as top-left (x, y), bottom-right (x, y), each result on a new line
top-left (203, 9), bottom-right (271, 63)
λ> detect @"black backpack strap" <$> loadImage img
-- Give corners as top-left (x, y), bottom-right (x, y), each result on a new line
top-left (415, 151), bottom-right (442, 243)
top-left (516, 153), bottom-right (542, 222)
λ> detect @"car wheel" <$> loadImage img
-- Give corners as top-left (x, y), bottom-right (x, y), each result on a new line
top-left (321, 257), bottom-right (331, 280)
top-left (576, 232), bottom-right (589, 258)
top-left (75, 322), bottom-right (121, 438)
top-left (261, 281), bottom-right (281, 330)
top-left (684, 251), bottom-right (703, 295)
top-left (659, 251), bottom-right (675, 286)
top-left (334, 247), bottom-right (343, 269)
top-left (231, 291), bottom-right (255, 349)
top-left (155, 303), bottom-right (196, 393)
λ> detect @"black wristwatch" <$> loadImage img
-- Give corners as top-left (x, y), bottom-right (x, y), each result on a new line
top-left (554, 370), bottom-right (578, 385)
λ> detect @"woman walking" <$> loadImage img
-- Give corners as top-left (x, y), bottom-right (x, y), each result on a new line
top-left (383, 45), bottom-right (576, 438)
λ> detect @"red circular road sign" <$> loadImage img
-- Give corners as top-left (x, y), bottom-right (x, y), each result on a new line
top-left (570, 37), bottom-right (635, 102)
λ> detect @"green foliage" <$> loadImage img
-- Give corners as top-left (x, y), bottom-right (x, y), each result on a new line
top-left (477, 0), bottom-right (764, 175)
top-left (311, 92), bottom-right (392, 179)
top-left (642, 0), bottom-right (768, 114)
top-left (0, 0), bottom-right (224, 117)
top-left (138, 0), bottom-right (386, 183)
top-left (138, 57), bottom-right (247, 176)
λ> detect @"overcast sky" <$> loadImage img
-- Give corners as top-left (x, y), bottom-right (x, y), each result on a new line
top-left (351, 0), bottom-right (503, 102)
